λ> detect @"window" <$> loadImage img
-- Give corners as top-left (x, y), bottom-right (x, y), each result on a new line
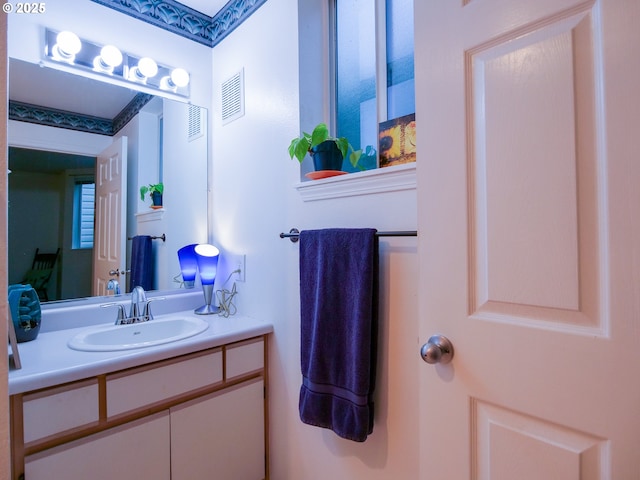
top-left (334, 0), bottom-right (415, 171)
top-left (72, 179), bottom-right (95, 249)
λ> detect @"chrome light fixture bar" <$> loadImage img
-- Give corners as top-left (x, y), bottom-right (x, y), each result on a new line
top-left (44, 29), bottom-right (190, 98)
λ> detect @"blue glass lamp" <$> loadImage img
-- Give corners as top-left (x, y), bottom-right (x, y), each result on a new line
top-left (177, 244), bottom-right (198, 289)
top-left (194, 244), bottom-right (220, 314)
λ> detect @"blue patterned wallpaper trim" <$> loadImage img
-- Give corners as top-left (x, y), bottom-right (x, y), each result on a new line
top-left (113, 93), bottom-right (155, 133)
top-left (90, 0), bottom-right (268, 47)
top-left (9, 93), bottom-right (154, 136)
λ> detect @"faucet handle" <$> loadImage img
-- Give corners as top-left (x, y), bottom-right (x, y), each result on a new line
top-left (142, 297), bottom-right (166, 321)
top-left (101, 303), bottom-right (127, 325)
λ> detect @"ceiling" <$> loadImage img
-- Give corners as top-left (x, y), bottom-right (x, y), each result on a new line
top-left (9, 58), bottom-right (140, 119)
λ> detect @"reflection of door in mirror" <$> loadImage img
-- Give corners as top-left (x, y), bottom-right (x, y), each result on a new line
top-left (93, 137), bottom-right (128, 296)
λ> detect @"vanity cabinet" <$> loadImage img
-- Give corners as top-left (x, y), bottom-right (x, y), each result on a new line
top-left (24, 412), bottom-right (171, 480)
top-left (11, 335), bottom-right (268, 480)
top-left (171, 379), bottom-right (265, 479)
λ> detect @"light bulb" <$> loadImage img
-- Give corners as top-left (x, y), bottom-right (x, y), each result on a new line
top-left (53, 31), bottom-right (81, 62)
top-left (93, 44), bottom-right (123, 73)
top-left (137, 57), bottom-right (158, 78)
top-left (100, 45), bottom-right (123, 68)
top-left (170, 68), bottom-right (190, 87)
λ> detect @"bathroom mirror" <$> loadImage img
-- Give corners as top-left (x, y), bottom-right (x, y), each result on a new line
top-left (7, 58), bottom-right (209, 302)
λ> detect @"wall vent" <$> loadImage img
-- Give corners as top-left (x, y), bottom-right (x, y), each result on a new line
top-left (221, 69), bottom-right (245, 125)
top-left (188, 105), bottom-right (205, 141)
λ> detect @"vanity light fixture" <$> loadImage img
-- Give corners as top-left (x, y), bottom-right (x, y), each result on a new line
top-left (44, 28), bottom-right (190, 98)
top-left (177, 244), bottom-right (198, 289)
top-left (194, 244), bottom-right (220, 315)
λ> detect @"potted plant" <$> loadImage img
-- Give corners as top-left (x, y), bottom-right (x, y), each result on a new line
top-left (288, 123), bottom-right (362, 171)
top-left (140, 182), bottom-right (164, 207)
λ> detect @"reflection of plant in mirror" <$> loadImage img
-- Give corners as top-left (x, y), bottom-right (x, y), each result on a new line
top-left (139, 183), bottom-right (164, 201)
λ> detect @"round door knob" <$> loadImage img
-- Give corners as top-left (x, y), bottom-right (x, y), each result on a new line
top-left (109, 269), bottom-right (130, 277)
top-left (420, 335), bottom-right (454, 365)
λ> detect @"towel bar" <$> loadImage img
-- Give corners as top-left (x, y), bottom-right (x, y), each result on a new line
top-left (127, 234), bottom-right (166, 242)
top-left (279, 228), bottom-right (417, 243)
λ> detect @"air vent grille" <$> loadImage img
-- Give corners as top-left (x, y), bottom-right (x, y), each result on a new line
top-left (221, 69), bottom-right (245, 125)
top-left (188, 105), bottom-right (204, 141)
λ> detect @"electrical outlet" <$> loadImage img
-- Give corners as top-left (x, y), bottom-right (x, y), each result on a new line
top-left (231, 254), bottom-right (245, 282)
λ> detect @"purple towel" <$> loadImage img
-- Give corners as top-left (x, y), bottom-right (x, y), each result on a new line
top-left (129, 235), bottom-right (153, 291)
top-left (298, 228), bottom-right (378, 442)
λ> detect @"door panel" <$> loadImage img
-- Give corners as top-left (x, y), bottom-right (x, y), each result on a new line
top-left (468, 9), bottom-right (604, 332)
top-left (93, 136), bottom-right (127, 296)
top-left (416, 0), bottom-right (639, 478)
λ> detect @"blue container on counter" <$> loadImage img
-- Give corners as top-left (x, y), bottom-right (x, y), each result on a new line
top-left (8, 284), bottom-right (42, 342)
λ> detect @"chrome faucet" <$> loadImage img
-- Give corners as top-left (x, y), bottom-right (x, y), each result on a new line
top-left (129, 286), bottom-right (149, 322)
top-left (101, 287), bottom-right (164, 325)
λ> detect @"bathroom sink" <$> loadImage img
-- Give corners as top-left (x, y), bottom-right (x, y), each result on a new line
top-left (68, 317), bottom-right (209, 352)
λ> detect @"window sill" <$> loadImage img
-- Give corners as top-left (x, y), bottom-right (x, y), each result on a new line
top-left (295, 163), bottom-right (416, 202)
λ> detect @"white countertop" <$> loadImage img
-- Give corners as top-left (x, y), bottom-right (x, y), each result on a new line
top-left (9, 310), bottom-right (273, 395)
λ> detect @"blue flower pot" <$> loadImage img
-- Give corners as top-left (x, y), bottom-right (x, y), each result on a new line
top-left (310, 140), bottom-right (344, 171)
top-left (152, 192), bottom-right (163, 207)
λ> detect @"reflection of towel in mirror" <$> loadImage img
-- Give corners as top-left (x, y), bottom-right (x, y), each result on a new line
top-left (130, 235), bottom-right (153, 291)
top-left (298, 228), bottom-right (378, 442)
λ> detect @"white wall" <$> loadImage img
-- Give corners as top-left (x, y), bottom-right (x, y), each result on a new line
top-left (211, 0), bottom-right (420, 478)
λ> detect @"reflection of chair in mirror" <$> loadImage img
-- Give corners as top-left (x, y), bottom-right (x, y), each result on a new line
top-left (21, 248), bottom-right (60, 302)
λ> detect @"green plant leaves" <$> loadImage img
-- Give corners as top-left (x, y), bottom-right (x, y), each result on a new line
top-left (310, 123), bottom-right (329, 147)
top-left (335, 137), bottom-right (349, 160)
top-left (289, 136), bottom-right (311, 163)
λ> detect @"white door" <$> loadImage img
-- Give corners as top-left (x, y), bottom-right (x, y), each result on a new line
top-left (416, 0), bottom-right (640, 478)
top-left (93, 137), bottom-right (127, 296)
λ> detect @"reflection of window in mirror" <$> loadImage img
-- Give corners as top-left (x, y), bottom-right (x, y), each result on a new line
top-left (72, 178), bottom-right (95, 249)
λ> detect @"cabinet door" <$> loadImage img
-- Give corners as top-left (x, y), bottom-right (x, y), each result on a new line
top-left (24, 412), bottom-right (170, 480)
top-left (171, 378), bottom-right (265, 480)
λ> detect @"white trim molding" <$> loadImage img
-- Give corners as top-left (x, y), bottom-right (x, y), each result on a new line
top-left (295, 163), bottom-right (416, 202)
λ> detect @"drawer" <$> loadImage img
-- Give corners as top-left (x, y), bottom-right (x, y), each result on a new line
top-left (22, 379), bottom-right (99, 443)
top-left (226, 338), bottom-right (264, 380)
top-left (106, 350), bottom-right (223, 417)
